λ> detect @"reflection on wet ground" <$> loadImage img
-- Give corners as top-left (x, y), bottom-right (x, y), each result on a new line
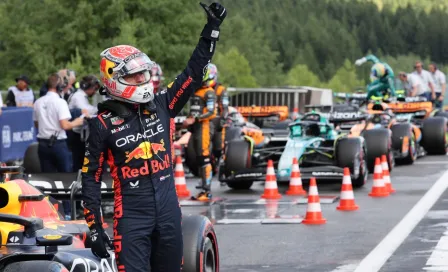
top-left (98, 195), bottom-right (339, 229)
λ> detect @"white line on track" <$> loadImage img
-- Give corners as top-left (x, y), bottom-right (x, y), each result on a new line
top-left (414, 161), bottom-right (448, 165)
top-left (353, 168), bottom-right (448, 272)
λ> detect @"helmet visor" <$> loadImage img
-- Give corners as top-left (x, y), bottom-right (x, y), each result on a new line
top-left (115, 53), bottom-right (154, 78)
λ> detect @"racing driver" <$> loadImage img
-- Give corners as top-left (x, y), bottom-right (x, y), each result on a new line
top-left (355, 54), bottom-right (396, 101)
top-left (81, 2), bottom-right (226, 272)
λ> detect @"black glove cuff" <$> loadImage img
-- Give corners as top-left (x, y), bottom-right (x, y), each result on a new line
top-left (201, 23), bottom-right (220, 41)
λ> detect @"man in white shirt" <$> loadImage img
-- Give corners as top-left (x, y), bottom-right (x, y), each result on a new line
top-left (33, 73), bottom-right (84, 173)
top-left (67, 75), bottom-right (100, 171)
top-left (412, 61), bottom-right (436, 101)
top-left (34, 74), bottom-right (84, 220)
top-left (428, 63), bottom-right (446, 109)
top-left (398, 72), bottom-right (425, 97)
top-left (5, 75), bottom-right (35, 107)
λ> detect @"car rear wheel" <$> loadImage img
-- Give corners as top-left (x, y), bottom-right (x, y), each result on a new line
top-left (4, 261), bottom-right (68, 272)
top-left (182, 215), bottom-right (219, 272)
top-left (363, 128), bottom-right (393, 173)
top-left (422, 117), bottom-right (447, 155)
top-left (335, 137), bottom-right (367, 188)
top-left (223, 140), bottom-right (254, 190)
top-left (391, 123), bottom-right (417, 165)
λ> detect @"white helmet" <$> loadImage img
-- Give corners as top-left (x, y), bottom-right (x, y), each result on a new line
top-left (99, 45), bottom-right (154, 104)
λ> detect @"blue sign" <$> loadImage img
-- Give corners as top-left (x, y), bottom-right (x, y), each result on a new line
top-left (0, 107), bottom-right (36, 162)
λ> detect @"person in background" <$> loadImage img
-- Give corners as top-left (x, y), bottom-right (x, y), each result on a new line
top-left (428, 63), bottom-right (446, 109)
top-left (412, 61), bottom-right (436, 101)
top-left (6, 75), bottom-right (35, 107)
top-left (398, 72), bottom-right (425, 97)
top-left (57, 69), bottom-right (77, 101)
top-left (67, 75), bottom-right (100, 171)
top-left (354, 54), bottom-right (396, 101)
top-left (33, 74), bottom-right (84, 219)
top-left (151, 62), bottom-right (165, 93)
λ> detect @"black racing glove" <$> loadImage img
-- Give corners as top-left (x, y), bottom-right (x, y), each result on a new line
top-left (84, 207), bottom-right (113, 259)
top-left (200, 2), bottom-right (227, 41)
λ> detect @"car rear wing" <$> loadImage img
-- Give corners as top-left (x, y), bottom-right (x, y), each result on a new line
top-left (333, 92), bottom-right (367, 100)
top-left (328, 112), bottom-right (368, 124)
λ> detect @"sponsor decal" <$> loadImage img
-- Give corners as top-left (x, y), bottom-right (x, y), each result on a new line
top-left (311, 172), bottom-right (344, 176)
top-left (70, 256), bottom-right (117, 272)
top-left (331, 112), bottom-right (363, 119)
top-left (121, 154), bottom-right (171, 178)
top-left (124, 139), bottom-right (166, 163)
top-left (160, 174), bottom-right (171, 181)
top-left (2, 126), bottom-right (34, 148)
top-left (167, 81), bottom-right (174, 88)
top-left (111, 124), bottom-right (130, 134)
top-left (43, 234), bottom-right (62, 240)
top-left (169, 76), bottom-right (193, 109)
top-left (143, 109), bottom-right (150, 115)
top-left (110, 117), bottom-right (124, 126)
top-left (28, 179), bottom-right (110, 194)
top-left (101, 112), bottom-right (112, 119)
top-left (130, 180), bottom-right (139, 189)
top-left (83, 158), bottom-right (89, 165)
top-left (115, 124), bottom-right (164, 147)
top-left (145, 119), bottom-right (160, 127)
top-left (2, 125), bottom-right (11, 148)
top-left (82, 166), bottom-right (88, 173)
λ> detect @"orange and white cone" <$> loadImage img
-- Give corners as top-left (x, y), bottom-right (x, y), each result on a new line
top-left (302, 178), bottom-right (326, 224)
top-left (368, 157), bottom-right (389, 197)
top-left (286, 157), bottom-right (307, 196)
top-left (174, 156), bottom-right (191, 197)
top-left (261, 160), bottom-right (282, 199)
top-left (381, 155), bottom-right (396, 194)
top-left (336, 168), bottom-right (359, 211)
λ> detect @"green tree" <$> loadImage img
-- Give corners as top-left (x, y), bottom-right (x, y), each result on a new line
top-left (214, 47), bottom-right (258, 88)
top-left (326, 59), bottom-right (365, 92)
top-left (286, 64), bottom-right (322, 87)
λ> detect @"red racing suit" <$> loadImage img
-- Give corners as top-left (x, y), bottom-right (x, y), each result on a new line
top-left (81, 37), bottom-right (216, 272)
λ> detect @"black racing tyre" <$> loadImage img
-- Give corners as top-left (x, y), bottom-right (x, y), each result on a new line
top-left (185, 137), bottom-right (199, 177)
top-left (23, 142), bottom-right (41, 173)
top-left (391, 123), bottom-right (417, 165)
top-left (335, 137), bottom-right (368, 188)
top-left (185, 135), bottom-right (218, 177)
top-left (434, 111), bottom-right (448, 120)
top-left (182, 215), bottom-right (219, 272)
top-left (4, 261), bottom-right (68, 272)
top-left (224, 140), bottom-right (254, 190)
top-left (224, 127), bottom-right (243, 142)
top-left (422, 117), bottom-right (447, 155)
top-left (362, 128), bottom-right (393, 173)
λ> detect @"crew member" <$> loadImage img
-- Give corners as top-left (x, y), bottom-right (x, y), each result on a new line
top-left (67, 75), bottom-right (100, 171)
top-left (355, 54), bottom-right (396, 101)
top-left (81, 3), bottom-right (226, 271)
top-left (186, 65), bottom-right (218, 201)
top-left (33, 74), bottom-right (84, 219)
top-left (429, 63), bottom-right (446, 109)
top-left (6, 75), bottom-right (35, 107)
top-left (206, 64), bottom-right (229, 164)
top-left (412, 61), bottom-right (435, 101)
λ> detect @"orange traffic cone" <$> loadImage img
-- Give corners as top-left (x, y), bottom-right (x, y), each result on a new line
top-left (336, 168), bottom-right (359, 211)
top-left (302, 178), bottom-right (326, 224)
top-left (286, 157), bottom-right (307, 196)
top-left (381, 155), bottom-right (395, 194)
top-left (261, 160), bottom-right (282, 199)
top-left (174, 156), bottom-right (191, 197)
top-left (368, 157), bottom-right (389, 197)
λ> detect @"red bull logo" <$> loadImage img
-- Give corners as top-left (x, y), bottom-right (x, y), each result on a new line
top-left (124, 139), bottom-right (166, 163)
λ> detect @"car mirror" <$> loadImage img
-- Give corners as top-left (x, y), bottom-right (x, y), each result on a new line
top-left (36, 234), bottom-right (73, 247)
